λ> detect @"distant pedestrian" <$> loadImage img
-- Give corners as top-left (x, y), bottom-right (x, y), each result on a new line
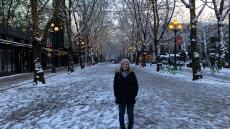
top-left (113, 58), bottom-right (139, 129)
top-left (202, 60), bottom-right (207, 69)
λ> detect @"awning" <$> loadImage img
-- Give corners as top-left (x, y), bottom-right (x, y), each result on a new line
top-left (0, 39), bottom-right (32, 48)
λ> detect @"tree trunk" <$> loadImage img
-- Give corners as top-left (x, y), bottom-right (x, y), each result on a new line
top-left (64, 0), bottom-right (74, 73)
top-left (217, 18), bottom-right (226, 69)
top-left (1, 0), bottom-right (5, 33)
top-left (190, 0), bottom-right (202, 80)
top-left (151, 0), bottom-right (160, 71)
top-left (31, 0), bottom-right (45, 84)
top-left (154, 39), bottom-right (160, 71)
top-left (31, 0), bottom-right (61, 84)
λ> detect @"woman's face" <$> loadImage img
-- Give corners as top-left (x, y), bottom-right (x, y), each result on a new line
top-left (122, 63), bottom-right (129, 71)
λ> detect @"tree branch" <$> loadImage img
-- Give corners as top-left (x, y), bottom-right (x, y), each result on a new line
top-left (196, 0), bottom-right (207, 19)
top-left (181, 0), bottom-right (191, 8)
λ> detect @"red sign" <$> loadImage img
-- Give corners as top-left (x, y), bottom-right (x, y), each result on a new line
top-left (176, 36), bottom-right (182, 45)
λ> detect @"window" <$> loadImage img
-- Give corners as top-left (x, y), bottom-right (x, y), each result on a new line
top-left (11, 48), bottom-right (15, 72)
top-left (2, 48), bottom-right (7, 73)
top-left (7, 49), bottom-right (12, 72)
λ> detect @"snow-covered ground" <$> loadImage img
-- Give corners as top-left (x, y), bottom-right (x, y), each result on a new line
top-left (134, 64), bottom-right (230, 87)
top-left (0, 63), bottom-right (229, 129)
top-left (0, 64), bottom-right (119, 129)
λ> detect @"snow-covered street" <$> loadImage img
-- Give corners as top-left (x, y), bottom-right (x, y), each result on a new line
top-left (0, 63), bottom-right (230, 129)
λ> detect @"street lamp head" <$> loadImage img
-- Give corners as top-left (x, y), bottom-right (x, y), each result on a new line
top-left (54, 26), bottom-right (59, 32)
top-left (169, 24), bottom-right (174, 30)
top-left (173, 20), bottom-right (178, 25)
top-left (129, 47), bottom-right (132, 51)
top-left (178, 24), bottom-right (183, 30)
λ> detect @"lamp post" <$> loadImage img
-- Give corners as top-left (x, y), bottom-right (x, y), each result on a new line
top-left (77, 36), bottom-right (85, 69)
top-left (169, 20), bottom-right (183, 70)
top-left (50, 22), bottom-right (59, 73)
top-left (80, 40), bottom-right (85, 69)
top-left (129, 45), bottom-right (136, 63)
top-left (89, 47), bottom-right (93, 65)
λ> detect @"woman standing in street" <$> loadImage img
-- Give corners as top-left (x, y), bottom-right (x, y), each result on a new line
top-left (113, 58), bottom-right (139, 129)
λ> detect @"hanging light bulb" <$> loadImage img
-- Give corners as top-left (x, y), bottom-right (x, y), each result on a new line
top-left (169, 24), bottom-right (174, 30)
top-left (51, 23), bottom-right (55, 27)
top-left (54, 26), bottom-right (59, 32)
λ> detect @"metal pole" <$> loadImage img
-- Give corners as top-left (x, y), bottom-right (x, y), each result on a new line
top-left (168, 42), bottom-right (171, 66)
top-left (174, 30), bottom-right (177, 70)
top-left (52, 32), bottom-right (56, 73)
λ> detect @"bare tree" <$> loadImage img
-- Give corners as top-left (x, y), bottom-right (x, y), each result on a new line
top-left (148, 0), bottom-right (176, 71)
top-left (31, 0), bottom-right (61, 84)
top-left (71, 0), bottom-right (108, 63)
top-left (62, 0), bottom-right (74, 73)
top-left (0, 0), bottom-right (21, 34)
top-left (181, 0), bottom-right (206, 80)
top-left (209, 0), bottom-right (230, 69)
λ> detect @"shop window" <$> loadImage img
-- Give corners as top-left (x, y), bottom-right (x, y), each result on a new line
top-left (7, 49), bottom-right (12, 72)
top-left (2, 49), bottom-right (7, 73)
top-left (23, 51), bottom-right (28, 71)
top-left (11, 49), bottom-right (15, 72)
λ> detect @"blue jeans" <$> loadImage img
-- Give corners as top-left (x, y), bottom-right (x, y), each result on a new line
top-left (119, 104), bottom-right (134, 129)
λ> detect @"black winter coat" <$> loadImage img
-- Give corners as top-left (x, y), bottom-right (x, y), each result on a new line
top-left (113, 71), bottom-right (139, 104)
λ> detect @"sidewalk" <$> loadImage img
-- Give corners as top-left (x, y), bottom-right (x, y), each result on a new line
top-left (133, 64), bottom-right (230, 85)
top-left (0, 66), bottom-right (71, 91)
